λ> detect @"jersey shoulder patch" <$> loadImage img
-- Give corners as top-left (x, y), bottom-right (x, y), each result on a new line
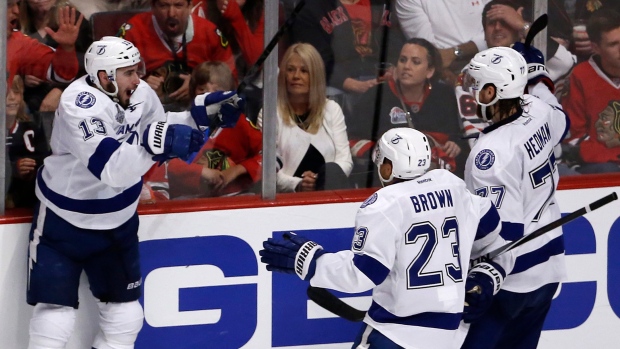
top-left (474, 149), bottom-right (495, 170)
top-left (75, 91), bottom-right (97, 109)
top-left (361, 193), bottom-right (378, 208)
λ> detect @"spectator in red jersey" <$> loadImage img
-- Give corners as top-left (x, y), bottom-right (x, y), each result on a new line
top-left (562, 10), bottom-right (620, 173)
top-left (191, 0), bottom-right (264, 78)
top-left (7, 0), bottom-right (81, 95)
top-left (142, 61), bottom-right (262, 201)
top-left (119, 0), bottom-right (237, 111)
top-left (191, 0), bottom-right (266, 121)
top-left (19, 0), bottom-right (93, 113)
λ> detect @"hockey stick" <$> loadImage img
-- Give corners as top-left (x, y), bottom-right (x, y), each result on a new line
top-left (524, 13), bottom-right (548, 48)
top-left (307, 192), bottom-right (618, 322)
top-left (307, 286), bottom-right (366, 322)
top-left (236, 0), bottom-right (306, 94)
top-left (487, 191), bottom-right (618, 259)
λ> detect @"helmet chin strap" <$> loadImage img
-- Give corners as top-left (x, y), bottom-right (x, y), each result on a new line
top-left (474, 89), bottom-right (499, 122)
top-left (377, 166), bottom-right (393, 187)
top-left (94, 73), bottom-right (120, 100)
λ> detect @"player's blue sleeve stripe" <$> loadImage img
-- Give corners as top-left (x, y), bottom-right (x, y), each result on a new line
top-left (499, 221), bottom-right (525, 241)
top-left (37, 170), bottom-right (142, 214)
top-left (475, 205), bottom-right (501, 240)
top-left (353, 254), bottom-right (390, 286)
top-left (367, 301), bottom-right (462, 330)
top-left (87, 138), bottom-right (122, 179)
top-left (511, 235), bottom-right (565, 274)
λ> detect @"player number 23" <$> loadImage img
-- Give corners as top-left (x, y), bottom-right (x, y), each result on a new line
top-left (405, 217), bottom-right (462, 289)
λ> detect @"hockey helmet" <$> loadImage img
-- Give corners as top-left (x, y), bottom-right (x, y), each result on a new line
top-left (373, 128), bottom-right (431, 183)
top-left (85, 36), bottom-right (143, 98)
top-left (462, 46), bottom-right (527, 108)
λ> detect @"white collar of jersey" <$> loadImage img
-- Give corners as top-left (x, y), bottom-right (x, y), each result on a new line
top-left (151, 14), bottom-right (195, 52)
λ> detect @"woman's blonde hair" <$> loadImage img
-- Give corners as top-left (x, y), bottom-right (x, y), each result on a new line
top-left (20, 0), bottom-right (71, 35)
top-left (9, 76), bottom-right (30, 122)
top-left (189, 61), bottom-right (235, 99)
top-left (277, 43), bottom-right (327, 134)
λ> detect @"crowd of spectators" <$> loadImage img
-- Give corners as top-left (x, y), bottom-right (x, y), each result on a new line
top-left (5, 0), bottom-right (620, 209)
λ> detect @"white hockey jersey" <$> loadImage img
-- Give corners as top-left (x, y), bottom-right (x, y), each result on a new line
top-left (310, 169), bottom-right (514, 349)
top-left (35, 76), bottom-right (165, 230)
top-left (465, 93), bottom-right (570, 293)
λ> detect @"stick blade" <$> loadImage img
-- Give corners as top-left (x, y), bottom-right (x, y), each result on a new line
top-left (524, 13), bottom-right (548, 48)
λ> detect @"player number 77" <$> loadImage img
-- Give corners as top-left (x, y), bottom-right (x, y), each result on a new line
top-left (474, 185), bottom-right (506, 209)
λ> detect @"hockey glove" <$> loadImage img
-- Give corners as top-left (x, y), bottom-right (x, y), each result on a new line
top-left (463, 259), bottom-right (506, 323)
top-left (190, 91), bottom-right (245, 131)
top-left (142, 122), bottom-right (205, 162)
top-left (259, 232), bottom-right (325, 281)
top-left (512, 42), bottom-right (554, 92)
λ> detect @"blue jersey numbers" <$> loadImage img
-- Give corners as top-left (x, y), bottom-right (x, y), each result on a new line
top-left (78, 117), bottom-right (107, 140)
top-left (405, 217), bottom-right (463, 289)
top-left (474, 185), bottom-right (506, 209)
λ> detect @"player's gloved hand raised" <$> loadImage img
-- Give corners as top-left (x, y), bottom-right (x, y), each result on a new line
top-left (463, 259), bottom-right (506, 323)
top-left (512, 42), bottom-right (554, 92)
top-left (190, 91), bottom-right (245, 131)
top-left (142, 121), bottom-right (205, 162)
top-left (259, 232), bottom-right (325, 281)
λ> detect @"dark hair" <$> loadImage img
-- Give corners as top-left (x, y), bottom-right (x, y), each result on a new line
top-left (481, 0), bottom-right (520, 27)
top-left (481, 83), bottom-right (524, 120)
top-left (402, 38), bottom-right (443, 82)
top-left (586, 9), bottom-right (620, 45)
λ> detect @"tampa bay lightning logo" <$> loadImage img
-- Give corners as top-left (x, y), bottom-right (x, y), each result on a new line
top-left (75, 91), bottom-right (96, 109)
top-left (475, 149), bottom-right (495, 170)
top-left (390, 134), bottom-right (403, 144)
top-left (491, 54), bottom-right (503, 64)
top-left (360, 193), bottom-right (378, 208)
top-left (96, 45), bottom-right (106, 55)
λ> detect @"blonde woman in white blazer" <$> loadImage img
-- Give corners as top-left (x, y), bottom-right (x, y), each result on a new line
top-left (259, 43), bottom-right (353, 192)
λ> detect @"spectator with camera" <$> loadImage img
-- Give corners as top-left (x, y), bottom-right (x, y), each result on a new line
top-left (119, 0), bottom-right (236, 111)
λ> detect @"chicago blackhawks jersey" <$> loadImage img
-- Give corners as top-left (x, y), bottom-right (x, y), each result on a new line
top-left (35, 76), bottom-right (165, 229)
top-left (310, 169), bottom-right (514, 349)
top-left (465, 94), bottom-right (570, 293)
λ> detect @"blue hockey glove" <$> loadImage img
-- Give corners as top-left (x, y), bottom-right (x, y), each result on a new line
top-left (190, 91), bottom-right (245, 131)
top-left (259, 232), bottom-right (325, 281)
top-left (512, 42), bottom-right (554, 92)
top-left (142, 121), bottom-right (205, 162)
top-left (463, 260), bottom-right (506, 323)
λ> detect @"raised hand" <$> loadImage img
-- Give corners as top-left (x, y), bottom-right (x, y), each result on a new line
top-left (45, 6), bottom-right (84, 52)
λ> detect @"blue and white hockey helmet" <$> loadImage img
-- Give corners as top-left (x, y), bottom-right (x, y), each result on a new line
top-left (462, 46), bottom-right (527, 107)
top-left (85, 36), bottom-right (143, 98)
top-left (374, 128), bottom-right (431, 183)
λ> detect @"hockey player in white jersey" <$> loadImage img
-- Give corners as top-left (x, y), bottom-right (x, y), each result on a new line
top-left (260, 128), bottom-right (515, 349)
top-left (26, 37), bottom-right (242, 349)
top-left (460, 46), bottom-right (571, 349)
